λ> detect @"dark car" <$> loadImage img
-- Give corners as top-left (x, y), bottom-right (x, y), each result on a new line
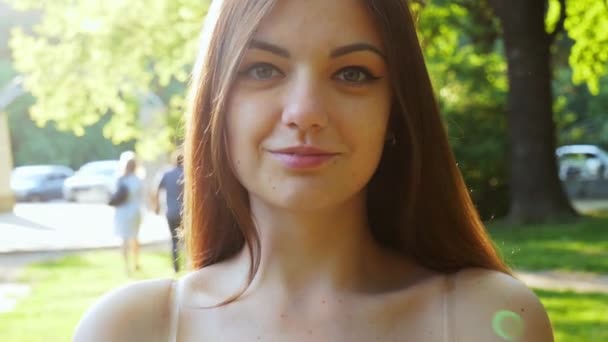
top-left (10, 165), bottom-right (75, 202)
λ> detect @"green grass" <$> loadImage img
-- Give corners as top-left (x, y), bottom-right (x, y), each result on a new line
top-left (488, 216), bottom-right (608, 341)
top-left (489, 217), bottom-right (608, 272)
top-left (2, 217), bottom-right (608, 341)
top-left (535, 289), bottom-right (608, 342)
top-left (0, 250), bottom-right (177, 342)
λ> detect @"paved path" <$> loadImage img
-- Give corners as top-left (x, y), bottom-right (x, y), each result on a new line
top-left (0, 203), bottom-right (171, 253)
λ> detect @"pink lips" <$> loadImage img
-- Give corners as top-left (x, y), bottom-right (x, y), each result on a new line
top-left (269, 146), bottom-right (339, 169)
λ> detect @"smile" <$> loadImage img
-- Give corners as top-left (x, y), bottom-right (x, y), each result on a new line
top-left (269, 146), bottom-right (339, 170)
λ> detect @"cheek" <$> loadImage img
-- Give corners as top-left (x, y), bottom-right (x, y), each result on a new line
top-left (336, 94), bottom-right (391, 184)
top-left (340, 96), bottom-right (391, 155)
top-left (226, 93), bottom-right (278, 177)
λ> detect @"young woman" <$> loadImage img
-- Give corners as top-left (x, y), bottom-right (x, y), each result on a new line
top-left (112, 153), bottom-right (144, 276)
top-left (74, 0), bottom-right (554, 341)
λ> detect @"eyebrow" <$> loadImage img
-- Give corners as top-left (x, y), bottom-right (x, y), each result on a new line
top-left (248, 39), bottom-right (386, 60)
top-left (330, 43), bottom-right (386, 60)
top-left (249, 39), bottom-right (290, 58)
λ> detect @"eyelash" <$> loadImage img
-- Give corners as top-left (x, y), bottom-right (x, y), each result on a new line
top-left (238, 63), bottom-right (382, 85)
top-left (239, 62), bottom-right (283, 81)
top-left (334, 66), bottom-right (382, 85)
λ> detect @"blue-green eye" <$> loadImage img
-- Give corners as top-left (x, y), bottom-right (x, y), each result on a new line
top-left (335, 66), bottom-right (381, 83)
top-left (243, 63), bottom-right (283, 80)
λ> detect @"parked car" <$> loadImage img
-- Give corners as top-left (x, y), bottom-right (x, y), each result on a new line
top-left (10, 165), bottom-right (74, 202)
top-left (556, 144), bottom-right (608, 181)
top-left (63, 160), bottom-right (120, 203)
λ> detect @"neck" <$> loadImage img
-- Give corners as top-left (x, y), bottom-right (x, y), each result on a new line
top-left (237, 193), bottom-right (389, 301)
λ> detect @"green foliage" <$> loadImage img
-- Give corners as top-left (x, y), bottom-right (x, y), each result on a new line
top-left (7, 93), bottom-right (134, 169)
top-left (554, 68), bottom-right (608, 147)
top-left (6, 0), bottom-right (209, 156)
top-left (2, 57), bottom-right (133, 168)
top-left (546, 0), bottom-right (608, 95)
top-left (0, 0), bottom-right (39, 59)
top-left (417, 0), bottom-right (509, 219)
top-left (565, 0), bottom-right (608, 95)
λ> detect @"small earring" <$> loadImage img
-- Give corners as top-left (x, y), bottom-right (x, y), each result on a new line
top-left (386, 132), bottom-right (397, 146)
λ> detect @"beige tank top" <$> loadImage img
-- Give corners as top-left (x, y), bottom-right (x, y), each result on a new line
top-left (167, 280), bottom-right (182, 342)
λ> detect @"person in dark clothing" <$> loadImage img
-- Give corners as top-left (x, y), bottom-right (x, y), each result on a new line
top-left (154, 151), bottom-right (184, 273)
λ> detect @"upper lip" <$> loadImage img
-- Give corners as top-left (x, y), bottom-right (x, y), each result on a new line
top-left (270, 146), bottom-right (338, 155)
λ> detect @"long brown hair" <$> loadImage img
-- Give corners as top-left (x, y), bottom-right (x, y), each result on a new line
top-left (184, 0), bottom-right (509, 289)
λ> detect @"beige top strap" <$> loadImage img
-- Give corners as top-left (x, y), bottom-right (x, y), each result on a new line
top-left (168, 279), bottom-right (182, 342)
top-left (443, 274), bottom-right (454, 342)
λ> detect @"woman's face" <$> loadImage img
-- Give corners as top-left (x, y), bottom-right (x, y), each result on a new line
top-left (226, 0), bottom-right (392, 211)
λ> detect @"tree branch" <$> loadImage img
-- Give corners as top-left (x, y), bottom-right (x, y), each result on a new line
top-left (548, 0), bottom-right (567, 44)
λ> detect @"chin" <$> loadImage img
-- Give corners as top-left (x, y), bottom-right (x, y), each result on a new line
top-left (260, 183), bottom-right (364, 213)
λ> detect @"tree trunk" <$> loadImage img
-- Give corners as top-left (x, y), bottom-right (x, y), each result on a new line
top-left (489, 0), bottom-right (577, 222)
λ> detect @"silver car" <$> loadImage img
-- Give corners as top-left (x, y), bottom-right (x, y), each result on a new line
top-left (63, 160), bottom-right (120, 203)
top-left (556, 144), bottom-right (608, 181)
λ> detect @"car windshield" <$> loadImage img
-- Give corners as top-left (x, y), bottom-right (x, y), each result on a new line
top-left (77, 162), bottom-right (118, 176)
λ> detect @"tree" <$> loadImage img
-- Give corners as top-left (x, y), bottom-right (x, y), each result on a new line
top-left (6, 0), bottom-right (209, 158)
top-left (487, 0), bottom-right (608, 222)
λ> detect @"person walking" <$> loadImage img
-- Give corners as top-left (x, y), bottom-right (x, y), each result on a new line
top-left (111, 153), bottom-right (144, 276)
top-left (154, 151), bottom-right (184, 273)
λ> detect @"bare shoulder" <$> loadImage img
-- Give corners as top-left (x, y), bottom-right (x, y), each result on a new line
top-left (450, 268), bottom-right (554, 341)
top-left (73, 278), bottom-right (174, 342)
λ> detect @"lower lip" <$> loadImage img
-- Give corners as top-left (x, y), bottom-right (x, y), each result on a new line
top-left (270, 152), bottom-right (337, 169)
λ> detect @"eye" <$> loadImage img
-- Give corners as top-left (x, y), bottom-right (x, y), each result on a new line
top-left (334, 66), bottom-right (381, 84)
top-left (241, 63), bottom-right (283, 81)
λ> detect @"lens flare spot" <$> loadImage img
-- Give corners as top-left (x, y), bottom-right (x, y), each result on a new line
top-left (492, 310), bottom-right (524, 341)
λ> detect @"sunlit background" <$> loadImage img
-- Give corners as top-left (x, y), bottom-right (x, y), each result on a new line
top-left (0, 0), bottom-right (607, 341)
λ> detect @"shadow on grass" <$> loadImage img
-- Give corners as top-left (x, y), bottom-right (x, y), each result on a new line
top-left (535, 289), bottom-right (608, 342)
top-left (488, 217), bottom-right (608, 273)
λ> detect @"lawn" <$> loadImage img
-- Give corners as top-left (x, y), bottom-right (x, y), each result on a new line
top-left (489, 217), bottom-right (608, 341)
top-left (0, 250), bottom-right (176, 342)
top-left (535, 289), bottom-right (608, 341)
top-left (1, 217), bottom-right (607, 341)
top-left (489, 217), bottom-right (608, 273)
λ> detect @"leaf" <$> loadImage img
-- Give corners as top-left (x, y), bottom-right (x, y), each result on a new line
top-left (566, 0), bottom-right (608, 95)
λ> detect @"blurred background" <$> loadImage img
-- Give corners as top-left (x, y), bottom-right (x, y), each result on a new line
top-left (0, 0), bottom-right (607, 341)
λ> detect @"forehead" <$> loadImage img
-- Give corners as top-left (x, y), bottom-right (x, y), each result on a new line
top-left (253, 0), bottom-right (384, 52)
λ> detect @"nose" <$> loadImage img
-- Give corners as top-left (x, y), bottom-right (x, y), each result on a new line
top-left (281, 72), bottom-right (328, 132)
